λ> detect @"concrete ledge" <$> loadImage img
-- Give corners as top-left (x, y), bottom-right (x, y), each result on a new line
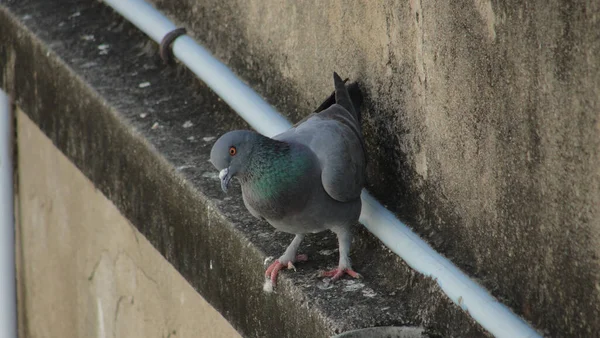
top-left (2, 0), bottom-right (490, 337)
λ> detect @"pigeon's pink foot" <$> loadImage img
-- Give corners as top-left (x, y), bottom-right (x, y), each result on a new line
top-left (321, 267), bottom-right (362, 282)
top-left (265, 254), bottom-right (308, 286)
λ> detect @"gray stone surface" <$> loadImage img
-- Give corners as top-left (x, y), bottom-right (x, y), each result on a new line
top-left (144, 0), bottom-right (600, 336)
top-left (333, 327), bottom-right (425, 338)
top-left (1, 0), bottom-right (489, 337)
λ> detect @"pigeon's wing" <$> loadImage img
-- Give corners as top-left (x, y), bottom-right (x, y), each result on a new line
top-left (275, 73), bottom-right (366, 202)
top-left (276, 115), bottom-right (364, 202)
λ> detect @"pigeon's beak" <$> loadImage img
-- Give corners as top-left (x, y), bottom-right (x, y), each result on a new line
top-left (219, 167), bottom-right (232, 193)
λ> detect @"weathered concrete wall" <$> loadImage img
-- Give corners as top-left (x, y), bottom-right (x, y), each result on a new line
top-left (148, 0), bottom-right (600, 336)
top-left (15, 110), bottom-right (240, 338)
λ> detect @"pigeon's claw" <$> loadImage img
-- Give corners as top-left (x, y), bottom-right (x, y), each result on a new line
top-left (264, 254), bottom-right (309, 286)
top-left (321, 267), bottom-right (362, 282)
top-left (265, 260), bottom-right (284, 285)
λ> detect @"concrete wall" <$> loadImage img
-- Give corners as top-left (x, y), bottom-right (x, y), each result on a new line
top-left (3, 0), bottom-right (599, 336)
top-left (15, 110), bottom-right (240, 338)
top-left (149, 0), bottom-right (600, 336)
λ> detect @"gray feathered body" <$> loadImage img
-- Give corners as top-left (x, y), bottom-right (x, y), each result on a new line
top-left (239, 82), bottom-right (366, 235)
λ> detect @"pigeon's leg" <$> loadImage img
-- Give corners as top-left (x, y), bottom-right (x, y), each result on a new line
top-left (321, 227), bottom-right (361, 282)
top-left (265, 234), bottom-right (307, 285)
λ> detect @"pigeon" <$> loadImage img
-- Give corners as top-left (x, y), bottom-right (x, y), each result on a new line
top-left (210, 72), bottom-right (366, 287)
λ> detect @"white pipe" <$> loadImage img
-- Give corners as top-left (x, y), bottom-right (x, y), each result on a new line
top-left (0, 89), bottom-right (17, 338)
top-left (103, 0), bottom-right (289, 138)
top-left (102, 1), bottom-right (541, 337)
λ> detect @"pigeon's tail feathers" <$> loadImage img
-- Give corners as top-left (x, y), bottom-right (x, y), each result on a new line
top-left (314, 77), bottom-right (346, 114)
top-left (333, 72), bottom-right (359, 123)
top-left (314, 75), bottom-right (363, 123)
top-left (345, 82), bottom-right (363, 123)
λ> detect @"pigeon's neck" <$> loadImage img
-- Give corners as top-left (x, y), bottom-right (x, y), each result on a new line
top-left (243, 139), bottom-right (311, 200)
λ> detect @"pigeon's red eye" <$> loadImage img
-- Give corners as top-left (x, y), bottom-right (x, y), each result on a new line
top-left (229, 146), bottom-right (237, 156)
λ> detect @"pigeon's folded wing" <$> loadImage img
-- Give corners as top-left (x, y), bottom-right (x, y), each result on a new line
top-left (279, 109), bottom-right (366, 202)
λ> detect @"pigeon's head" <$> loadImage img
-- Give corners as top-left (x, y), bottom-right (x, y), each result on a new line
top-left (210, 130), bottom-right (258, 193)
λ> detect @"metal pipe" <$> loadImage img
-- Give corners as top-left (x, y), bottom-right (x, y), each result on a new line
top-left (102, 1), bottom-right (541, 336)
top-left (0, 89), bottom-right (17, 338)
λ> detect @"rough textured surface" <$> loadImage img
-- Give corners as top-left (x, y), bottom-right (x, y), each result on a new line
top-left (1, 1), bottom-right (487, 337)
top-left (144, 0), bottom-right (600, 336)
top-left (15, 110), bottom-right (241, 338)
